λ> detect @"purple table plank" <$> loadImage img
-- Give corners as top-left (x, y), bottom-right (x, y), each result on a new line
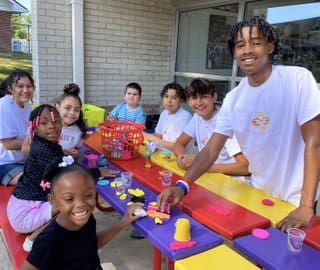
top-left (234, 227), bottom-right (320, 270)
top-left (96, 178), bottom-right (223, 261)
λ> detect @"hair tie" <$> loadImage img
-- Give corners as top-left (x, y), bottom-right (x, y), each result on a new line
top-left (59, 155), bottom-right (75, 167)
top-left (50, 111), bottom-right (55, 122)
top-left (40, 180), bottom-right (51, 191)
top-left (35, 116), bottom-right (40, 126)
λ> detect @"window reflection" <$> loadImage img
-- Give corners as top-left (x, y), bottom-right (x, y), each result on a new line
top-left (245, 1), bottom-right (320, 81)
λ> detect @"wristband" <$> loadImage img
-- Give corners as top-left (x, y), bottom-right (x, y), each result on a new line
top-left (175, 180), bottom-right (190, 195)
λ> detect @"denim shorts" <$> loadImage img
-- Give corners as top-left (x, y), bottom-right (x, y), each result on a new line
top-left (0, 163), bottom-right (24, 185)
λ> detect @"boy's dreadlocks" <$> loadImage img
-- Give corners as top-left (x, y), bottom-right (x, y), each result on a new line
top-left (227, 16), bottom-right (279, 58)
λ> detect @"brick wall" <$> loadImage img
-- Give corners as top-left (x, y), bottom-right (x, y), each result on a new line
top-left (0, 12), bottom-right (12, 55)
top-left (33, 0), bottom-right (176, 114)
top-left (32, 0), bottom-right (73, 104)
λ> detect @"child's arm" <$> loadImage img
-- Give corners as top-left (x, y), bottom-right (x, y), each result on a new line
top-left (62, 148), bottom-right (79, 158)
top-left (21, 135), bottom-right (31, 155)
top-left (97, 203), bottom-right (143, 249)
top-left (207, 152), bottom-right (250, 176)
top-left (143, 131), bottom-right (175, 151)
top-left (173, 132), bottom-right (193, 169)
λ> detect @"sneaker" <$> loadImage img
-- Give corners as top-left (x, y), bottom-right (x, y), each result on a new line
top-left (23, 236), bottom-right (33, 252)
top-left (129, 228), bottom-right (145, 239)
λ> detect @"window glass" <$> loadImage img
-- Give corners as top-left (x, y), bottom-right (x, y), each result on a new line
top-left (176, 4), bottom-right (238, 76)
top-left (244, 1), bottom-right (320, 81)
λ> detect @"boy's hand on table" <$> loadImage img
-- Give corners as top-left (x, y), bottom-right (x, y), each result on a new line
top-left (176, 154), bottom-right (194, 170)
top-left (277, 205), bottom-right (314, 231)
top-left (157, 186), bottom-right (184, 211)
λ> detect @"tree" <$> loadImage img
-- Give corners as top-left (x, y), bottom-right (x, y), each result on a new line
top-left (11, 13), bottom-right (31, 39)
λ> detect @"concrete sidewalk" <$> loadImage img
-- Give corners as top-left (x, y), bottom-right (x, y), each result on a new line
top-left (0, 208), bottom-right (163, 270)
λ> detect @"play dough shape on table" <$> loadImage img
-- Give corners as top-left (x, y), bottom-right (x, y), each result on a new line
top-left (97, 179), bottom-right (110, 186)
top-left (252, 228), bottom-right (270, 240)
top-left (128, 188), bottom-right (145, 197)
top-left (133, 208), bottom-right (147, 217)
top-left (262, 198), bottom-right (274, 206)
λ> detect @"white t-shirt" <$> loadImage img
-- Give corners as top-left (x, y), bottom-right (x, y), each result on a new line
top-left (59, 124), bottom-right (82, 150)
top-left (155, 107), bottom-right (194, 154)
top-left (183, 109), bottom-right (241, 165)
top-left (215, 65), bottom-right (320, 206)
top-left (0, 95), bottom-right (31, 165)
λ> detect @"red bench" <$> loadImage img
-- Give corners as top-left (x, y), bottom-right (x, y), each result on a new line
top-left (0, 185), bottom-right (28, 270)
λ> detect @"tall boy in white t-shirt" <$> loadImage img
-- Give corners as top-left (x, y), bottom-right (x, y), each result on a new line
top-left (157, 17), bottom-right (320, 232)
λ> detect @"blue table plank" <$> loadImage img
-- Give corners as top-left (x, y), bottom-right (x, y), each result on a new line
top-left (234, 227), bottom-right (320, 270)
top-left (96, 177), bottom-right (223, 261)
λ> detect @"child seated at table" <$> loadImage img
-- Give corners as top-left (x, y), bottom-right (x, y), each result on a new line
top-left (143, 82), bottom-right (194, 153)
top-left (55, 83), bottom-right (117, 177)
top-left (19, 156), bottom-right (143, 270)
top-left (173, 78), bottom-right (250, 179)
top-left (54, 83), bottom-right (87, 158)
top-left (106, 82), bottom-right (146, 125)
top-left (7, 105), bottom-right (119, 252)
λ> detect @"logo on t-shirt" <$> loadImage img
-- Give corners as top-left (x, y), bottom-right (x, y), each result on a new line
top-left (251, 112), bottom-right (270, 131)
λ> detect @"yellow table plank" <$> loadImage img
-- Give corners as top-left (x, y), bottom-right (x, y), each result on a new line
top-left (175, 245), bottom-right (259, 270)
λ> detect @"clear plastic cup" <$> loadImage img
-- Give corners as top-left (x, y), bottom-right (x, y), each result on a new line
top-left (121, 172), bottom-right (133, 188)
top-left (159, 170), bottom-right (173, 186)
top-left (114, 177), bottom-right (126, 194)
top-left (287, 228), bottom-right (305, 253)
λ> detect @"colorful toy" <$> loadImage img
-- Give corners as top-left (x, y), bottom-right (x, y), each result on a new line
top-left (86, 153), bottom-right (98, 168)
top-left (170, 218), bottom-right (197, 251)
top-left (145, 152), bottom-right (152, 168)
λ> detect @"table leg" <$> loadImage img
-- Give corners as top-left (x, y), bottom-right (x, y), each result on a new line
top-left (166, 257), bottom-right (174, 270)
top-left (95, 192), bottom-right (114, 212)
top-left (153, 246), bottom-right (162, 270)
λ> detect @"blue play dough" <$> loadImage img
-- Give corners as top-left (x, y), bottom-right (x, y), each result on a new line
top-left (97, 179), bottom-right (110, 186)
top-left (161, 148), bottom-right (173, 155)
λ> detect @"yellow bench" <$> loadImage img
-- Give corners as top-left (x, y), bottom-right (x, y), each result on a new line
top-left (175, 245), bottom-right (259, 270)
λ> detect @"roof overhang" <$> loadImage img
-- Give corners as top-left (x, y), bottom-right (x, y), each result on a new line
top-left (0, 0), bottom-right (28, 13)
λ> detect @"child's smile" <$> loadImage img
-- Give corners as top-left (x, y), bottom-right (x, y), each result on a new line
top-left (50, 171), bottom-right (96, 231)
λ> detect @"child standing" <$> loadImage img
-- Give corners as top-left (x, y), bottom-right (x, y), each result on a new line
top-left (7, 104), bottom-right (63, 252)
top-left (106, 82), bottom-right (146, 125)
top-left (143, 82), bottom-right (194, 153)
top-left (157, 17), bottom-right (320, 231)
top-left (54, 83), bottom-right (87, 158)
top-left (0, 69), bottom-right (34, 185)
top-left (173, 78), bottom-right (249, 178)
top-left (20, 156), bottom-right (143, 270)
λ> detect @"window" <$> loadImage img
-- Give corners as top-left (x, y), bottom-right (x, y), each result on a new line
top-left (175, 4), bottom-right (239, 101)
top-left (245, 1), bottom-right (320, 81)
top-left (174, 1), bottom-right (319, 98)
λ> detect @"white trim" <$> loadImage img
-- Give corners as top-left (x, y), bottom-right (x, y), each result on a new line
top-left (174, 71), bottom-right (243, 82)
top-left (0, 0), bottom-right (28, 13)
top-left (70, 0), bottom-right (84, 102)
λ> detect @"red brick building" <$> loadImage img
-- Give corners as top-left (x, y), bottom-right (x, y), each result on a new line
top-left (0, 0), bottom-right (28, 55)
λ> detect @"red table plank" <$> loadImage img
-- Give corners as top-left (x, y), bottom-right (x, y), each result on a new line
top-left (303, 216), bottom-right (320, 250)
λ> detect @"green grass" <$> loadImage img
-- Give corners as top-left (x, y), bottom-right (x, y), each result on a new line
top-left (0, 53), bottom-right (32, 82)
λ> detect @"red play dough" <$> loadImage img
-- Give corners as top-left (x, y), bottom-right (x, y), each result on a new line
top-left (262, 198), bottom-right (274, 206)
top-left (252, 228), bottom-right (270, 240)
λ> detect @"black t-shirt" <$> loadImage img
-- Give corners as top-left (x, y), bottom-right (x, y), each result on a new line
top-left (27, 215), bottom-right (102, 270)
top-left (13, 135), bottom-right (63, 201)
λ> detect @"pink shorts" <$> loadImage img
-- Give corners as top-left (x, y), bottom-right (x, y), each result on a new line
top-left (7, 195), bottom-right (52, 233)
